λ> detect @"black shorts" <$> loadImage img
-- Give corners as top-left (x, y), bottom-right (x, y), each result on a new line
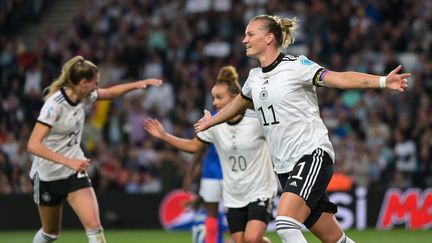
top-left (225, 198), bottom-right (273, 234)
top-left (278, 148), bottom-right (337, 228)
top-left (32, 172), bottom-right (92, 206)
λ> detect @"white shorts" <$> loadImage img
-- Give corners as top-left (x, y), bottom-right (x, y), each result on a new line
top-left (199, 178), bottom-right (223, 203)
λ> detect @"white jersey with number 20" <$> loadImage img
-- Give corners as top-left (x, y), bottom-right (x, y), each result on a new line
top-left (197, 109), bottom-right (277, 208)
top-left (29, 88), bottom-right (98, 181)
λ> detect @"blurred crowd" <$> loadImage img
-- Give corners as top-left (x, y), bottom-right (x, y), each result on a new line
top-left (0, 0), bottom-right (431, 195)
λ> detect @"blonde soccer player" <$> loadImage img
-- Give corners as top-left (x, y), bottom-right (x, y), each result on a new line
top-left (195, 15), bottom-right (410, 243)
top-left (28, 56), bottom-right (161, 243)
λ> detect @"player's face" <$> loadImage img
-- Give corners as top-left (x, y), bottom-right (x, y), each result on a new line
top-left (211, 84), bottom-right (235, 111)
top-left (79, 73), bottom-right (100, 98)
top-left (242, 20), bottom-right (270, 58)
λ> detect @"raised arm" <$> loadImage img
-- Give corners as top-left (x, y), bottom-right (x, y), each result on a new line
top-left (27, 123), bottom-right (90, 171)
top-left (98, 79), bottom-right (162, 100)
top-left (323, 65), bottom-right (410, 92)
top-left (144, 118), bottom-right (206, 153)
top-left (194, 94), bottom-right (252, 132)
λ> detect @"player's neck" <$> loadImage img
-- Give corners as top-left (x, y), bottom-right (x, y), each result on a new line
top-left (64, 87), bottom-right (80, 103)
top-left (259, 49), bottom-right (281, 67)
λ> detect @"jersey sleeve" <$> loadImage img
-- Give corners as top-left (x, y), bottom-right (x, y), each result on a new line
top-left (37, 99), bottom-right (61, 127)
top-left (83, 90), bottom-right (99, 106)
top-left (241, 70), bottom-right (254, 101)
top-left (196, 128), bottom-right (214, 144)
top-left (297, 55), bottom-right (327, 87)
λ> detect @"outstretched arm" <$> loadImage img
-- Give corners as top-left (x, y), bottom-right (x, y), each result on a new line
top-left (98, 79), bottom-right (162, 100)
top-left (144, 118), bottom-right (205, 153)
top-left (323, 65), bottom-right (410, 92)
top-left (194, 94), bottom-right (252, 132)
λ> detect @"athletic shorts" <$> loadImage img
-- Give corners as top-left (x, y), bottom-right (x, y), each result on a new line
top-left (199, 178), bottom-right (223, 203)
top-left (32, 172), bottom-right (92, 206)
top-left (278, 148), bottom-right (337, 228)
top-left (225, 198), bottom-right (273, 234)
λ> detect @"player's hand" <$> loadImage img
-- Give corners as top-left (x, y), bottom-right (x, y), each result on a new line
top-left (143, 118), bottom-right (165, 139)
top-left (194, 109), bottom-right (212, 133)
top-left (385, 65), bottom-right (410, 92)
top-left (136, 79), bottom-right (162, 89)
top-left (67, 158), bottom-right (90, 171)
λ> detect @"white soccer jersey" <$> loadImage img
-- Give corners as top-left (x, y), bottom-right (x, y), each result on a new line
top-left (29, 88), bottom-right (98, 181)
top-left (242, 54), bottom-right (335, 174)
top-left (197, 109), bottom-right (278, 208)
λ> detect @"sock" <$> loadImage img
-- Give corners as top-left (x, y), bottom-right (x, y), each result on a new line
top-left (337, 233), bottom-right (356, 243)
top-left (275, 216), bottom-right (307, 243)
top-left (32, 228), bottom-right (58, 243)
top-left (86, 227), bottom-right (107, 243)
top-left (204, 217), bottom-right (218, 243)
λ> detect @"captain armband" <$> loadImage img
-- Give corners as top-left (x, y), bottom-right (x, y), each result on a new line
top-left (312, 68), bottom-right (328, 87)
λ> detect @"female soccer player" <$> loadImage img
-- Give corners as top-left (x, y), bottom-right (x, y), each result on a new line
top-left (195, 15), bottom-right (410, 243)
top-left (144, 65), bottom-right (277, 243)
top-left (27, 56), bottom-right (161, 243)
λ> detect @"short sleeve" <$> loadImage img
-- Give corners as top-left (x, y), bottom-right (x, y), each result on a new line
top-left (37, 100), bottom-right (61, 127)
top-left (83, 90), bottom-right (99, 106)
top-left (297, 55), bottom-right (327, 87)
top-left (196, 128), bottom-right (214, 144)
top-left (241, 70), bottom-right (255, 101)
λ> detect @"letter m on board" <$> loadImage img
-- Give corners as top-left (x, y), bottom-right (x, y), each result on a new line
top-left (377, 188), bottom-right (432, 229)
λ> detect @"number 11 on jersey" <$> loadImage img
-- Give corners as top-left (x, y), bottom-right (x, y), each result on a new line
top-left (257, 105), bottom-right (279, 126)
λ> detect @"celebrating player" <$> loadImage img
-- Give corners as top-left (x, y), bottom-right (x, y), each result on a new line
top-left (145, 65), bottom-right (277, 243)
top-left (195, 15), bottom-right (410, 243)
top-left (27, 56), bottom-right (162, 243)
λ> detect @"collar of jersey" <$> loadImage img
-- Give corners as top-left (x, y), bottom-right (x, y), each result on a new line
top-left (227, 113), bottom-right (244, 126)
top-left (60, 87), bottom-right (80, 106)
top-left (261, 52), bottom-right (284, 73)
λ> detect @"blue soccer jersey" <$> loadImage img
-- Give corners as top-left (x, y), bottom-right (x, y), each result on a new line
top-left (201, 144), bottom-right (223, 179)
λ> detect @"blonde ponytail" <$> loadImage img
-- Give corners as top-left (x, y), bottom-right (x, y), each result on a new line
top-left (43, 56), bottom-right (98, 100)
top-left (277, 17), bottom-right (298, 48)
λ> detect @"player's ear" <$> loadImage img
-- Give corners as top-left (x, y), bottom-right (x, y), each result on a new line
top-left (266, 33), bottom-right (274, 46)
top-left (80, 78), bottom-right (94, 87)
top-left (78, 78), bottom-right (87, 86)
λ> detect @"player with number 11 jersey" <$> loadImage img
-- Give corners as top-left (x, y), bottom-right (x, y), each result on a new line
top-left (242, 54), bottom-right (335, 174)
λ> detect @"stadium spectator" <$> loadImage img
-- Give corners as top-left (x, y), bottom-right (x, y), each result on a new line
top-left (26, 55), bottom-right (161, 243)
top-left (194, 14), bottom-right (409, 243)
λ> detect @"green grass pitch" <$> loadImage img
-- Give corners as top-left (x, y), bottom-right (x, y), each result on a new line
top-left (0, 228), bottom-right (430, 242)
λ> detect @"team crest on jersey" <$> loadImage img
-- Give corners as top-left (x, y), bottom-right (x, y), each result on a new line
top-left (300, 57), bottom-right (314, 66)
top-left (42, 192), bottom-right (51, 202)
top-left (259, 90), bottom-right (268, 100)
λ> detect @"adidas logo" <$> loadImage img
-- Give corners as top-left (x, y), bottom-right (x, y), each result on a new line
top-left (289, 181), bottom-right (297, 187)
